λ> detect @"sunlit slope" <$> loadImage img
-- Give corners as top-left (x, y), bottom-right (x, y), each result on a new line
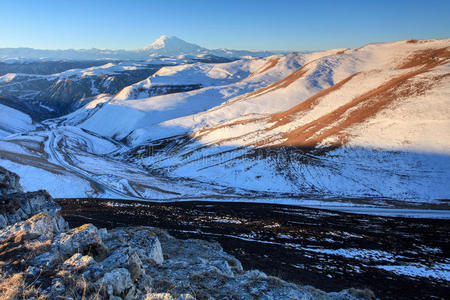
top-left (76, 49), bottom-right (344, 144)
top-left (129, 39), bottom-right (450, 201)
top-left (193, 39), bottom-right (450, 152)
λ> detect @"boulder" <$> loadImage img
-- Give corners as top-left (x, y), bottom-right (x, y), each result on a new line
top-left (104, 228), bottom-right (163, 265)
top-left (31, 249), bottom-right (63, 268)
top-left (0, 212), bottom-right (56, 243)
top-left (61, 253), bottom-right (97, 271)
top-left (60, 252), bottom-right (105, 282)
top-left (129, 250), bottom-right (143, 281)
top-left (22, 212), bottom-right (55, 239)
top-left (125, 229), bottom-right (164, 265)
top-left (100, 246), bottom-right (146, 281)
top-left (100, 247), bottom-right (132, 271)
top-left (54, 223), bottom-right (108, 260)
top-left (98, 267), bottom-right (134, 296)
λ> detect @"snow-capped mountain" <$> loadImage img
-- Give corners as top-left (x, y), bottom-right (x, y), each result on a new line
top-left (142, 35), bottom-right (206, 56)
top-left (0, 35), bottom-right (281, 62)
top-left (0, 38), bottom-right (449, 208)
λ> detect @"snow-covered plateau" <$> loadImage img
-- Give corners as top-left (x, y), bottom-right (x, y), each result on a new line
top-left (0, 38), bottom-right (449, 217)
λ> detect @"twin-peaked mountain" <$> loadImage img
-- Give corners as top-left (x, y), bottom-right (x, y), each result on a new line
top-left (0, 36), bottom-right (281, 120)
top-left (0, 35), bottom-right (278, 62)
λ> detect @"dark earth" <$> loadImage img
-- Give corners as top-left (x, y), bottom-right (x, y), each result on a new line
top-left (56, 198), bottom-right (450, 300)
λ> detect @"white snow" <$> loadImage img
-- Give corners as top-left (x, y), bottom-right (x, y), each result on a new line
top-left (39, 103), bottom-right (55, 112)
top-left (0, 73), bottom-right (17, 83)
top-left (0, 104), bottom-right (35, 138)
top-left (300, 247), bottom-right (396, 262)
top-left (53, 61), bottom-right (146, 78)
top-left (0, 159), bottom-right (93, 198)
top-left (376, 263), bottom-right (450, 281)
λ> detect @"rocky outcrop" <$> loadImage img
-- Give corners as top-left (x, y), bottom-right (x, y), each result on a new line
top-left (0, 166), bottom-right (64, 229)
top-left (0, 166), bottom-right (375, 299)
top-left (0, 166), bottom-right (21, 195)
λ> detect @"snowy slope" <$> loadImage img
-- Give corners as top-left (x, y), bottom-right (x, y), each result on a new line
top-left (75, 50), bottom-right (343, 144)
top-left (173, 39), bottom-right (449, 146)
top-left (84, 38), bottom-right (449, 202)
top-left (71, 39), bottom-right (450, 150)
top-left (0, 104), bottom-right (35, 138)
top-left (167, 39), bottom-right (450, 201)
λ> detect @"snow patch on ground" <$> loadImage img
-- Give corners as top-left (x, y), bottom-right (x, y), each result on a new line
top-left (301, 248), bottom-right (396, 262)
top-left (376, 263), bottom-right (450, 281)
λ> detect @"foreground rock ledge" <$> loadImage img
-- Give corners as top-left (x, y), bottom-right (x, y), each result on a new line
top-left (0, 166), bottom-right (375, 299)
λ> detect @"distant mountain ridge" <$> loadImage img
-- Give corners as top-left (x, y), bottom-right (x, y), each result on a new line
top-left (0, 35), bottom-right (286, 61)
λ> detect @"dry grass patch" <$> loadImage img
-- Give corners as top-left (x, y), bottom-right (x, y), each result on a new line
top-left (0, 273), bottom-right (47, 300)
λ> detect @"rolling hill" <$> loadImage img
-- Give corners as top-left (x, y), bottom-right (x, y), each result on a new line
top-left (0, 38), bottom-right (449, 206)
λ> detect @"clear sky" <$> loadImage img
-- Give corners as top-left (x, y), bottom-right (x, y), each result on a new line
top-left (0, 0), bottom-right (449, 51)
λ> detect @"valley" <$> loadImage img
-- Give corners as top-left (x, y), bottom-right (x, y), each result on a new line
top-left (0, 38), bottom-right (449, 206)
top-left (0, 36), bottom-right (449, 299)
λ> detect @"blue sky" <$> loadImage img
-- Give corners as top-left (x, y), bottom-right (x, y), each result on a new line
top-left (0, 0), bottom-right (449, 51)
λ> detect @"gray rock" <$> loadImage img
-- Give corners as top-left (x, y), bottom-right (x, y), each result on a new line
top-left (100, 246), bottom-right (150, 288)
top-left (0, 212), bottom-right (57, 243)
top-left (51, 278), bottom-right (66, 294)
top-left (99, 268), bottom-right (133, 296)
top-left (129, 250), bottom-right (143, 281)
top-left (0, 214), bottom-right (6, 227)
top-left (124, 284), bottom-right (137, 300)
top-left (54, 223), bottom-right (108, 260)
top-left (25, 265), bottom-right (40, 277)
top-left (104, 228), bottom-right (163, 265)
top-left (61, 253), bottom-right (97, 271)
top-left (101, 247), bottom-right (131, 271)
top-left (24, 212), bottom-right (55, 239)
top-left (31, 249), bottom-right (62, 268)
top-left (0, 190), bottom-right (67, 229)
top-left (136, 272), bottom-right (153, 294)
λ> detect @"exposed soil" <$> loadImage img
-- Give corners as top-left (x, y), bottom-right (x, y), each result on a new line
top-left (398, 47), bottom-right (450, 70)
top-left (0, 150), bottom-right (66, 175)
top-left (57, 198), bottom-right (450, 300)
top-left (269, 73), bottom-right (359, 127)
top-left (248, 58), bottom-right (281, 79)
top-left (278, 57), bottom-right (450, 148)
